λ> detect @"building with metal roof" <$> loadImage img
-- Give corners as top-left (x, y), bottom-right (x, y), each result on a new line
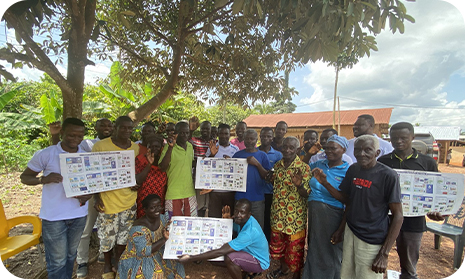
top-left (243, 108), bottom-right (393, 141)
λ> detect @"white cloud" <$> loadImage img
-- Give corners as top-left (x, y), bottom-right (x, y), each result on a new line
top-left (299, 0), bottom-right (465, 129)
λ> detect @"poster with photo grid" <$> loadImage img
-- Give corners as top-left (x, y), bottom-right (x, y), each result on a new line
top-left (59, 150), bottom-right (136, 197)
top-left (195, 157), bottom-right (248, 192)
top-left (163, 216), bottom-right (233, 261)
top-left (396, 170), bottom-right (464, 216)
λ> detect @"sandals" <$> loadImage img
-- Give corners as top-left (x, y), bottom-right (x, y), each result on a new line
top-left (266, 269), bottom-right (289, 279)
top-left (247, 272), bottom-right (262, 278)
top-left (102, 271), bottom-right (115, 279)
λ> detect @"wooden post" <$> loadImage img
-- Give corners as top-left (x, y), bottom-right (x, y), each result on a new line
top-left (332, 67), bottom-right (339, 129)
top-left (337, 96), bottom-right (341, 135)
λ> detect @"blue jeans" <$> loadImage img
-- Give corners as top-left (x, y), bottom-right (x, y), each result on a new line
top-left (42, 216), bottom-right (87, 279)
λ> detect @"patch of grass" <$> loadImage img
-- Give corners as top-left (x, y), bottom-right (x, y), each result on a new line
top-left (11, 184), bottom-right (24, 190)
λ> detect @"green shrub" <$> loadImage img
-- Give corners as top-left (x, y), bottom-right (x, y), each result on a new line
top-left (0, 137), bottom-right (43, 173)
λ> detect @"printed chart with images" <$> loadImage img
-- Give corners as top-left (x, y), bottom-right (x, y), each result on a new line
top-left (396, 170), bottom-right (465, 216)
top-left (195, 158), bottom-right (247, 192)
top-left (59, 150), bottom-right (136, 197)
top-left (163, 216), bottom-right (233, 261)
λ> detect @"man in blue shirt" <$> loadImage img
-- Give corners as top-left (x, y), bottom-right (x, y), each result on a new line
top-left (258, 127), bottom-right (282, 241)
top-left (179, 199), bottom-right (270, 278)
top-left (233, 129), bottom-right (272, 228)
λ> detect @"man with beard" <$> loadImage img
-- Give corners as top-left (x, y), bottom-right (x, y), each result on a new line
top-left (179, 200), bottom-right (270, 279)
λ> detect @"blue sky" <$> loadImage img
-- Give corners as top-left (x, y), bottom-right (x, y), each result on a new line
top-left (1, 0), bottom-right (465, 130)
top-left (290, 0), bottom-right (465, 130)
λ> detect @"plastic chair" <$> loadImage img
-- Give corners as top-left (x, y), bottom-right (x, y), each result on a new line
top-left (0, 199), bottom-right (43, 262)
top-left (426, 197), bottom-right (465, 269)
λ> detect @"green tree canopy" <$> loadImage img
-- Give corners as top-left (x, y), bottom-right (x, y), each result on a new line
top-left (1, 0), bottom-right (413, 121)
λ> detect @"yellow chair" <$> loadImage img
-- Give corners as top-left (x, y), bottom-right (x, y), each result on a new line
top-left (0, 199), bottom-right (43, 262)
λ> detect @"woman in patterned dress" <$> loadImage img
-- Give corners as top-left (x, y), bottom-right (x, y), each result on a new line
top-left (135, 134), bottom-right (167, 218)
top-left (116, 194), bottom-right (185, 279)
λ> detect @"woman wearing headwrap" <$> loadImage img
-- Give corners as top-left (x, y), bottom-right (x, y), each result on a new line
top-left (302, 135), bottom-right (350, 279)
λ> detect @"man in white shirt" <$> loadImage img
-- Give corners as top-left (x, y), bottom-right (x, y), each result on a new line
top-left (50, 118), bottom-right (113, 152)
top-left (20, 118), bottom-right (92, 279)
top-left (346, 115), bottom-right (393, 163)
top-left (204, 123), bottom-right (240, 217)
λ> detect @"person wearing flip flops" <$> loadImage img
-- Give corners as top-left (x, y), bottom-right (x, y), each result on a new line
top-left (178, 200), bottom-right (269, 279)
top-left (267, 137), bottom-right (311, 279)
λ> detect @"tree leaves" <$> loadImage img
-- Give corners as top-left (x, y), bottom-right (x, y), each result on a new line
top-left (0, 88), bottom-right (19, 111)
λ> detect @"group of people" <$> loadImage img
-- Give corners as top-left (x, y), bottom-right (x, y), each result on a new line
top-left (20, 113), bottom-right (445, 279)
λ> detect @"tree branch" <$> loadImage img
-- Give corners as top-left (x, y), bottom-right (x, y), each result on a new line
top-left (128, 0), bottom-right (174, 49)
top-left (3, 10), bottom-right (69, 90)
top-left (184, 53), bottom-right (228, 71)
top-left (101, 34), bottom-right (170, 78)
top-left (186, 1), bottom-right (233, 30)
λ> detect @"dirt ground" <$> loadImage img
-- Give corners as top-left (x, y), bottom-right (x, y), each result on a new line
top-left (1, 164), bottom-right (464, 279)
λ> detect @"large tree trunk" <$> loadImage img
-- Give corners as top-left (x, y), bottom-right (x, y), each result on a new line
top-left (63, 0), bottom-right (96, 118)
top-left (2, 1), bottom-right (96, 119)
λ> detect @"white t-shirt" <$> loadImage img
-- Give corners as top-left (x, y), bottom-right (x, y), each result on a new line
top-left (27, 142), bottom-right (88, 221)
top-left (309, 151), bottom-right (354, 165)
top-left (346, 134), bottom-right (394, 163)
top-left (205, 143), bottom-right (240, 158)
top-left (205, 143), bottom-right (240, 192)
top-left (79, 137), bottom-right (100, 152)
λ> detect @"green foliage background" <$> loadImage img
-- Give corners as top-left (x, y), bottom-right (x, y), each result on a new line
top-left (0, 69), bottom-right (296, 173)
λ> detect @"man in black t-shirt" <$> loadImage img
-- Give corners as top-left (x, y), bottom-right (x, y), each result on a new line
top-left (313, 135), bottom-right (403, 279)
top-left (378, 122), bottom-right (444, 279)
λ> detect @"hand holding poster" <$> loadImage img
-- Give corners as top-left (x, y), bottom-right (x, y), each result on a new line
top-left (396, 170), bottom-right (465, 216)
top-left (163, 216), bottom-right (233, 261)
top-left (195, 157), bottom-right (248, 192)
top-left (59, 150), bottom-right (136, 197)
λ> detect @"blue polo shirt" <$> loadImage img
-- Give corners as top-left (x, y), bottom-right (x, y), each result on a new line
top-left (233, 150), bottom-right (271, 201)
top-left (230, 216), bottom-right (270, 270)
top-left (259, 146), bottom-right (283, 194)
top-left (308, 159), bottom-right (350, 209)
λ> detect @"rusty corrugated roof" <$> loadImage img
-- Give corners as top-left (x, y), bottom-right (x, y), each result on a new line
top-left (244, 108), bottom-right (393, 128)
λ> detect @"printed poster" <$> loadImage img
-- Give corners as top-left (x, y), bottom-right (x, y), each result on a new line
top-left (195, 158), bottom-right (247, 192)
top-left (396, 170), bottom-right (465, 216)
top-left (59, 150), bottom-right (136, 197)
top-left (163, 216), bottom-right (233, 261)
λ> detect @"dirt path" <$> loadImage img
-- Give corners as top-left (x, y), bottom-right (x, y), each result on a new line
top-left (1, 164), bottom-right (464, 278)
